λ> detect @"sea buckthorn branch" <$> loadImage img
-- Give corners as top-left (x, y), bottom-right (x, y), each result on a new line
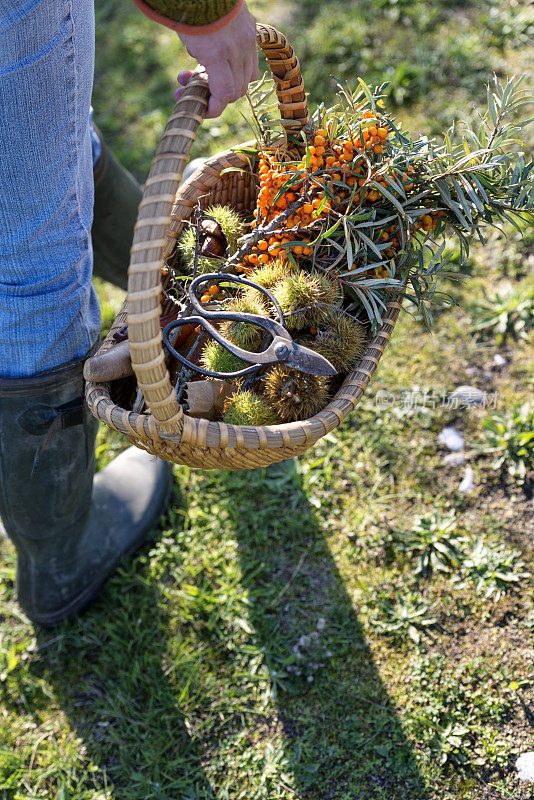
top-left (224, 196), bottom-right (311, 272)
top-left (197, 74), bottom-right (533, 330)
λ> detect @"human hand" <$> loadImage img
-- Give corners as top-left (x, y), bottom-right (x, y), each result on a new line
top-left (174, 2), bottom-right (259, 119)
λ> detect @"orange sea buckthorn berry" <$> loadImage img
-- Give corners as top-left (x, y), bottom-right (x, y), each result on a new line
top-left (257, 240), bottom-right (268, 251)
top-left (249, 253), bottom-right (259, 265)
top-left (200, 294), bottom-right (211, 303)
top-left (258, 253), bottom-right (269, 264)
top-left (293, 245), bottom-right (304, 256)
top-left (302, 202), bottom-right (314, 214)
top-left (314, 135), bottom-right (326, 146)
top-left (325, 155), bottom-right (336, 166)
top-left (422, 214), bottom-right (433, 230)
top-left (301, 214), bottom-right (312, 225)
top-left (373, 144), bottom-right (384, 155)
top-left (363, 110), bottom-right (374, 119)
top-left (208, 285), bottom-right (219, 296)
top-left (377, 127), bottom-right (388, 140)
top-left (303, 246), bottom-right (314, 256)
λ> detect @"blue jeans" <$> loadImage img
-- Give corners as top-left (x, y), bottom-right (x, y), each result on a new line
top-left (0, 0), bottom-right (101, 379)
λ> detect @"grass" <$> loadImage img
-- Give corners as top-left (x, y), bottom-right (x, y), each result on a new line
top-left (1, 0), bottom-right (534, 798)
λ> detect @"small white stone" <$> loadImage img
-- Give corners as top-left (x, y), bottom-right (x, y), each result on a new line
top-left (493, 353), bottom-right (507, 367)
top-left (516, 752), bottom-right (534, 782)
top-left (438, 427), bottom-right (464, 451)
top-left (458, 466), bottom-right (475, 494)
top-left (443, 452), bottom-right (466, 467)
top-left (317, 617), bottom-right (326, 631)
top-left (449, 385), bottom-right (486, 406)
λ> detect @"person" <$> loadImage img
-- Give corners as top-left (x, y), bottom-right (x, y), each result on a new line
top-left (0, 0), bottom-right (259, 626)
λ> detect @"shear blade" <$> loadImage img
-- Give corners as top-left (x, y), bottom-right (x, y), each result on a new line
top-left (284, 343), bottom-right (338, 376)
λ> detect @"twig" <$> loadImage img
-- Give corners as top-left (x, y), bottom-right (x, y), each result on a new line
top-left (225, 198), bottom-right (310, 270)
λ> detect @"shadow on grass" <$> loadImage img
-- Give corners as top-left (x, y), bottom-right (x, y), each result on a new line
top-left (28, 483), bottom-right (218, 800)
top-left (217, 458), bottom-right (430, 800)
top-left (24, 458), bottom-right (429, 799)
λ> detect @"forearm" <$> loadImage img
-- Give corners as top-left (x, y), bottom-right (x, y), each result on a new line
top-left (132, 0), bottom-right (243, 33)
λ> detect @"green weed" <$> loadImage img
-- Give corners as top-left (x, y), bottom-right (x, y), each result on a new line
top-left (406, 655), bottom-right (513, 772)
top-left (370, 591), bottom-right (439, 646)
top-left (455, 537), bottom-right (530, 600)
top-left (391, 511), bottom-right (465, 578)
top-left (482, 402), bottom-right (534, 485)
top-left (470, 280), bottom-right (534, 344)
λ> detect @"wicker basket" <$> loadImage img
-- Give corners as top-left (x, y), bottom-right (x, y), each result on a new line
top-left (85, 23), bottom-right (402, 470)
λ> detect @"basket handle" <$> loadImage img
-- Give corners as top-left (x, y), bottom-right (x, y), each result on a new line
top-left (127, 24), bottom-right (308, 437)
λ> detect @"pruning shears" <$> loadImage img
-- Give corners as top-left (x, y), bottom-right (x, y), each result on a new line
top-left (161, 273), bottom-right (338, 380)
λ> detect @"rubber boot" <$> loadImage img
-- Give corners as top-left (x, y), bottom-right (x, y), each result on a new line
top-left (0, 353), bottom-right (173, 626)
top-left (92, 129), bottom-right (142, 291)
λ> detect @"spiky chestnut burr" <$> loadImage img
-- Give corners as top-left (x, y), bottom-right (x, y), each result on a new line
top-left (178, 206), bottom-right (245, 274)
top-left (301, 315), bottom-right (369, 372)
top-left (242, 259), bottom-right (297, 309)
top-left (200, 341), bottom-right (248, 376)
top-left (222, 390), bottom-right (278, 426)
top-left (206, 205), bottom-right (245, 253)
top-left (178, 226), bottom-right (218, 275)
top-left (261, 365), bottom-right (331, 422)
top-left (219, 295), bottom-right (268, 352)
top-left (271, 271), bottom-right (343, 332)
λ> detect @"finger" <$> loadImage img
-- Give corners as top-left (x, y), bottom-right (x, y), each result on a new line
top-left (174, 68), bottom-right (201, 101)
top-left (205, 60), bottom-right (236, 119)
top-left (177, 69), bottom-right (194, 86)
top-left (236, 52), bottom-right (250, 101)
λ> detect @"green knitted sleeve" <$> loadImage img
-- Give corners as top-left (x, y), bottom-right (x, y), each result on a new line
top-left (146, 0), bottom-right (238, 26)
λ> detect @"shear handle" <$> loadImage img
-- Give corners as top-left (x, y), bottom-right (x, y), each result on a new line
top-left (162, 315), bottom-right (298, 369)
top-left (162, 317), bottom-right (263, 379)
